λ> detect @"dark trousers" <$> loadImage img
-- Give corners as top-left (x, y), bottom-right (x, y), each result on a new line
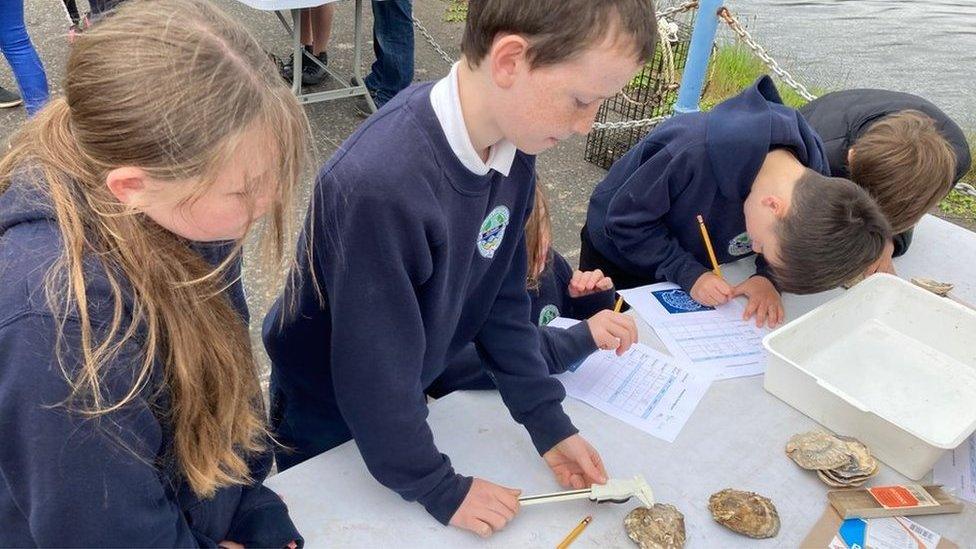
top-left (365, 0), bottom-right (414, 107)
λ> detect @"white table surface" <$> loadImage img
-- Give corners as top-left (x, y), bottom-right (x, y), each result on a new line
top-left (266, 215), bottom-right (976, 547)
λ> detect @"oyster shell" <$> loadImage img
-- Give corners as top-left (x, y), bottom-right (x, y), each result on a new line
top-left (786, 431), bottom-right (879, 487)
top-left (785, 431), bottom-right (851, 470)
top-left (624, 504), bottom-right (686, 549)
top-left (911, 277), bottom-right (954, 297)
top-left (708, 489), bottom-right (780, 539)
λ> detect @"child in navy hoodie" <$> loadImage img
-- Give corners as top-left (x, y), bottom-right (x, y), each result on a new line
top-left (581, 76), bottom-right (891, 328)
top-left (800, 89), bottom-right (970, 266)
top-left (427, 186), bottom-right (638, 397)
top-left (0, 1), bottom-right (306, 546)
top-left (262, 0), bottom-right (658, 537)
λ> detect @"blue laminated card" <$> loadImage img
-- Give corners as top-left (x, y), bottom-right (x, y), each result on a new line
top-left (651, 288), bottom-right (714, 314)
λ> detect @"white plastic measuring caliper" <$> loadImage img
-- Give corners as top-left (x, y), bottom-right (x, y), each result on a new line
top-left (518, 475), bottom-right (654, 507)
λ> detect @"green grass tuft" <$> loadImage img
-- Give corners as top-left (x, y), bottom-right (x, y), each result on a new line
top-left (701, 45), bottom-right (824, 110)
top-left (443, 0), bottom-right (467, 23)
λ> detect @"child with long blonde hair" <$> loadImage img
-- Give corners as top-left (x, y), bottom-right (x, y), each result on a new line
top-left (0, 0), bottom-right (309, 545)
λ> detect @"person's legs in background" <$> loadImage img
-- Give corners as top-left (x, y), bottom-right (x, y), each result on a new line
top-left (365, 0), bottom-right (414, 107)
top-left (0, 0), bottom-right (49, 116)
top-left (281, 6), bottom-right (335, 87)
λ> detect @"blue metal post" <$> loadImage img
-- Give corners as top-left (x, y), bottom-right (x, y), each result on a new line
top-left (674, 0), bottom-right (723, 113)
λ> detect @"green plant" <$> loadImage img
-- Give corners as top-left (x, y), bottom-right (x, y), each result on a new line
top-left (701, 45), bottom-right (822, 110)
top-left (939, 188), bottom-right (976, 221)
top-left (444, 0), bottom-right (467, 23)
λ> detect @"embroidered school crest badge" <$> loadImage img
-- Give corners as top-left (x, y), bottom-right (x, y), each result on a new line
top-left (477, 205), bottom-right (510, 258)
top-left (728, 232), bottom-right (753, 256)
top-left (538, 304), bottom-right (560, 326)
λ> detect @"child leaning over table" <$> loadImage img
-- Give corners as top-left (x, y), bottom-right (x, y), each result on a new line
top-left (580, 76), bottom-right (892, 329)
top-left (262, 0), bottom-right (659, 537)
top-left (427, 185), bottom-right (639, 397)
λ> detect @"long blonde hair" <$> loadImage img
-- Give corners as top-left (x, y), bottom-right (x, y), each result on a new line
top-left (0, 0), bottom-right (309, 497)
top-left (525, 184), bottom-right (552, 290)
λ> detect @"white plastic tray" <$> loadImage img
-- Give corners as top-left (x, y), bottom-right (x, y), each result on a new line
top-left (763, 274), bottom-right (976, 479)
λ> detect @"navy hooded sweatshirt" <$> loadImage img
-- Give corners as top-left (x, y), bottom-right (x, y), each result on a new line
top-left (799, 89), bottom-right (972, 257)
top-left (0, 178), bottom-right (301, 547)
top-left (428, 251), bottom-right (615, 397)
top-left (262, 82), bottom-right (578, 525)
top-left (585, 76), bottom-right (830, 291)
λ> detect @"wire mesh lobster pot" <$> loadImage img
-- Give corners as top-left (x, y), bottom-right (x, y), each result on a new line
top-left (584, 10), bottom-right (696, 170)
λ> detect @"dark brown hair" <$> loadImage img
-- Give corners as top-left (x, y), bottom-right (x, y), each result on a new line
top-left (771, 170), bottom-right (891, 294)
top-left (850, 110), bottom-right (957, 233)
top-left (461, 0), bottom-right (658, 68)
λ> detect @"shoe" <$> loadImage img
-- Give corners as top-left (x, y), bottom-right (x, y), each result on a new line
top-left (280, 48), bottom-right (329, 87)
top-left (349, 78), bottom-right (379, 118)
top-left (0, 86), bottom-right (22, 109)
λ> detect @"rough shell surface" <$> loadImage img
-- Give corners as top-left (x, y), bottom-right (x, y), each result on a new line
top-left (833, 437), bottom-right (879, 476)
top-left (817, 469), bottom-right (871, 488)
top-left (911, 277), bottom-right (954, 296)
top-left (785, 431), bottom-right (851, 470)
top-left (708, 489), bottom-right (780, 539)
top-left (625, 504), bottom-right (686, 549)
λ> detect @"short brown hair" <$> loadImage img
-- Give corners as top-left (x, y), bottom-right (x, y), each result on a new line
top-left (850, 110), bottom-right (957, 233)
top-left (461, 0), bottom-right (658, 68)
top-left (771, 170), bottom-right (891, 294)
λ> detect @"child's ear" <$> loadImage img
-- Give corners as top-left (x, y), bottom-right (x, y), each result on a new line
top-left (847, 147), bottom-right (856, 165)
top-left (761, 195), bottom-right (789, 219)
top-left (105, 167), bottom-right (150, 207)
top-left (489, 34), bottom-right (530, 89)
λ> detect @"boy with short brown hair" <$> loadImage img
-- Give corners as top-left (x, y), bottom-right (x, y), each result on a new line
top-left (581, 77), bottom-right (891, 327)
top-left (264, 0), bottom-right (657, 538)
top-left (800, 89), bottom-right (971, 267)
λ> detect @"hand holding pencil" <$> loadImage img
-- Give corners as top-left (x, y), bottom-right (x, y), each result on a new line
top-left (690, 214), bottom-right (733, 306)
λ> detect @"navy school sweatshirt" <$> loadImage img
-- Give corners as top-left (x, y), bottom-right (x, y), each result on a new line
top-left (430, 250), bottom-right (616, 396)
top-left (799, 89), bottom-right (972, 257)
top-left (0, 178), bottom-right (301, 547)
top-left (585, 76), bottom-right (830, 291)
top-left (262, 82), bottom-right (578, 525)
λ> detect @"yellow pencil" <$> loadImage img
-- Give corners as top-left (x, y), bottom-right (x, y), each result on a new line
top-left (613, 296), bottom-right (624, 313)
top-left (696, 214), bottom-right (723, 278)
top-left (556, 516), bottom-right (592, 549)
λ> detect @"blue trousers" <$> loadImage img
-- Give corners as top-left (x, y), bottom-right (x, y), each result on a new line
top-left (0, 0), bottom-right (49, 117)
top-left (365, 0), bottom-right (414, 107)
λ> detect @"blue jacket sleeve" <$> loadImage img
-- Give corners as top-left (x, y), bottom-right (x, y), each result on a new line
top-left (0, 313), bottom-right (208, 547)
top-left (474, 222), bottom-right (579, 456)
top-left (538, 323), bottom-right (597, 374)
top-left (319, 183), bottom-right (471, 526)
top-left (603, 147), bottom-right (710, 291)
top-left (226, 452), bottom-right (303, 548)
top-left (892, 228), bottom-right (913, 258)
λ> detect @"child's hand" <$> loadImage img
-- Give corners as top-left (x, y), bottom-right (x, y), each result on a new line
top-left (568, 269), bottom-right (614, 298)
top-left (864, 239), bottom-right (896, 276)
top-left (690, 272), bottom-right (733, 306)
top-left (586, 310), bottom-right (638, 355)
top-left (543, 434), bottom-right (608, 490)
top-left (449, 478), bottom-right (521, 537)
top-left (217, 542), bottom-right (244, 549)
top-left (732, 276), bottom-right (784, 328)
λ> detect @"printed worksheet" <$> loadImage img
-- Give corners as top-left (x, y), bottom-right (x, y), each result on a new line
top-left (933, 432), bottom-right (976, 504)
top-left (555, 342), bottom-right (711, 442)
top-left (619, 283), bottom-right (769, 380)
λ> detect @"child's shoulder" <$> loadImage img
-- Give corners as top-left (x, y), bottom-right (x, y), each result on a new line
top-left (323, 84), bottom-right (446, 188)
